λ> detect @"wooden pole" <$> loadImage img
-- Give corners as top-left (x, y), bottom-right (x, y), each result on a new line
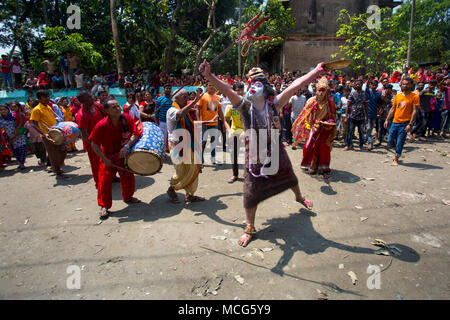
top-left (238, 0), bottom-right (242, 76)
top-left (407, 0), bottom-right (415, 68)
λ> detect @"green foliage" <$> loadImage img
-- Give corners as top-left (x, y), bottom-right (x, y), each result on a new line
top-left (0, 0), bottom-right (300, 74)
top-left (392, 0), bottom-right (450, 63)
top-left (43, 27), bottom-right (103, 70)
top-left (244, 0), bottom-right (295, 53)
top-left (333, 0), bottom-right (450, 75)
top-left (333, 8), bottom-right (404, 75)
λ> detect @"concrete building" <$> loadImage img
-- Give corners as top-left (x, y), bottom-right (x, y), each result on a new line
top-left (260, 0), bottom-right (401, 74)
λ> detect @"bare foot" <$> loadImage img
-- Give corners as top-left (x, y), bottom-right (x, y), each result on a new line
top-left (391, 160), bottom-right (399, 166)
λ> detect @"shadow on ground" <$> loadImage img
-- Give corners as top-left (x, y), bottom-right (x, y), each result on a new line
top-left (111, 191), bottom-right (244, 229)
top-left (256, 210), bottom-right (420, 277)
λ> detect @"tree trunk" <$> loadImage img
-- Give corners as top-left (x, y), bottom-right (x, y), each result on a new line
top-left (55, 0), bottom-right (62, 26)
top-left (19, 39), bottom-right (30, 64)
top-left (407, 0), bottom-right (415, 68)
top-left (110, 0), bottom-right (124, 74)
top-left (141, 39), bottom-right (147, 69)
top-left (41, 0), bottom-right (49, 25)
top-left (163, 38), bottom-right (176, 73)
top-left (8, 0), bottom-right (20, 59)
top-left (194, 0), bottom-right (219, 73)
top-left (163, 0), bottom-right (184, 73)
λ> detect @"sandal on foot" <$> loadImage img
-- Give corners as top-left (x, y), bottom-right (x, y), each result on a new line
top-left (185, 195), bottom-right (205, 204)
top-left (167, 188), bottom-right (180, 204)
top-left (99, 207), bottom-right (110, 220)
top-left (297, 196), bottom-right (313, 210)
top-left (244, 225), bottom-right (257, 235)
top-left (125, 197), bottom-right (141, 204)
top-left (238, 226), bottom-right (256, 247)
top-left (238, 234), bottom-right (253, 247)
top-left (227, 176), bottom-right (238, 183)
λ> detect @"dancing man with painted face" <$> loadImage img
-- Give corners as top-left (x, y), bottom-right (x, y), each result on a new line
top-left (291, 77), bottom-right (338, 179)
top-left (199, 59), bottom-right (327, 247)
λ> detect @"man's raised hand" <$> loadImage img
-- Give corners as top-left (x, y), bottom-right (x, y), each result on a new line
top-left (199, 59), bottom-right (211, 78)
top-left (315, 62), bottom-right (328, 75)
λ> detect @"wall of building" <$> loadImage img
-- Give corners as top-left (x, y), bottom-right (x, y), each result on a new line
top-left (282, 0), bottom-right (380, 72)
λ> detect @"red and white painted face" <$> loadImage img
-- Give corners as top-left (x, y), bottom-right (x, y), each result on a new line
top-left (247, 81), bottom-right (264, 99)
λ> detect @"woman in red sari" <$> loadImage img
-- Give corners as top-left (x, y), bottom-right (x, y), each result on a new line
top-left (291, 77), bottom-right (337, 179)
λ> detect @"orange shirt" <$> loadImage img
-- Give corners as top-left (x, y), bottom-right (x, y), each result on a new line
top-left (392, 92), bottom-right (419, 124)
top-left (61, 106), bottom-right (73, 122)
top-left (197, 92), bottom-right (221, 126)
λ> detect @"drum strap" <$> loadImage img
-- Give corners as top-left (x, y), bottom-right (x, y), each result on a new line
top-left (94, 103), bottom-right (107, 118)
top-left (120, 114), bottom-right (129, 133)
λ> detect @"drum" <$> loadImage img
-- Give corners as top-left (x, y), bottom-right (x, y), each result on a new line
top-left (48, 121), bottom-right (80, 146)
top-left (125, 122), bottom-right (165, 175)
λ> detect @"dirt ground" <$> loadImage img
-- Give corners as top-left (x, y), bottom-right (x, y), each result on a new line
top-left (1, 136), bottom-right (449, 300)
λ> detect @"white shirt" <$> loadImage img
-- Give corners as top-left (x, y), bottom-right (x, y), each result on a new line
top-left (220, 95), bottom-right (231, 117)
top-left (123, 102), bottom-right (141, 122)
top-left (341, 96), bottom-right (349, 112)
top-left (12, 63), bottom-right (21, 74)
top-left (166, 107), bottom-right (179, 143)
top-left (290, 94), bottom-right (306, 121)
top-left (75, 73), bottom-right (84, 88)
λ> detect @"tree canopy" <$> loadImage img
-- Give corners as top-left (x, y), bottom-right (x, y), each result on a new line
top-left (1, 0), bottom-right (448, 76)
top-left (1, 0), bottom-right (294, 75)
top-left (333, 0), bottom-right (450, 75)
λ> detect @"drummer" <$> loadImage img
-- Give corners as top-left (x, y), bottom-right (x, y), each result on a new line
top-left (76, 90), bottom-right (104, 188)
top-left (166, 89), bottom-right (205, 204)
top-left (29, 89), bottom-right (67, 177)
top-left (89, 98), bottom-right (142, 219)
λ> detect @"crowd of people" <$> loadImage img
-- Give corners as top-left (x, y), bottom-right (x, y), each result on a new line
top-left (1, 56), bottom-right (449, 246)
top-left (1, 52), bottom-right (448, 96)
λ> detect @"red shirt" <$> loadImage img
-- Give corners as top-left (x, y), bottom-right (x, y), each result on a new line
top-left (226, 77), bottom-right (234, 86)
top-left (76, 106), bottom-right (104, 134)
top-left (37, 72), bottom-right (49, 85)
top-left (94, 102), bottom-right (107, 117)
top-left (0, 60), bottom-right (11, 73)
top-left (89, 113), bottom-right (139, 155)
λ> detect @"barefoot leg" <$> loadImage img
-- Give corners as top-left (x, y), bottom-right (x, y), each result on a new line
top-left (392, 155), bottom-right (399, 166)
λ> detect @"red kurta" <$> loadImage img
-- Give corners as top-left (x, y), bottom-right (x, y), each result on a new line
top-left (76, 106), bottom-right (104, 187)
top-left (89, 113), bottom-right (140, 209)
